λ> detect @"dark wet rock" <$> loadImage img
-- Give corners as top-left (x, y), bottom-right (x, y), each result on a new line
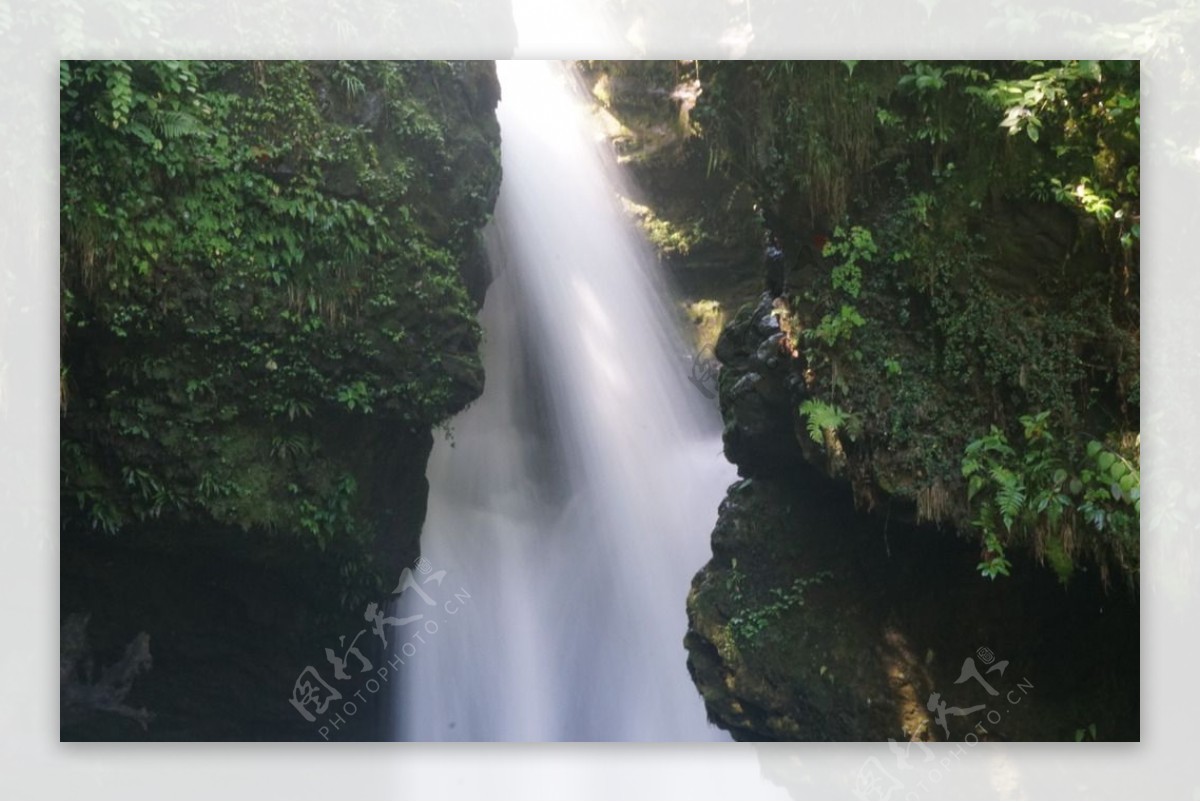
top-left (730, 372), bottom-right (764, 397)
top-left (685, 469), bottom-right (1140, 742)
top-left (754, 333), bottom-right (786, 367)
top-left (688, 245), bottom-right (1139, 743)
top-left (755, 310), bottom-right (782, 337)
top-left (714, 295), bottom-right (807, 478)
top-left (60, 61), bottom-right (504, 742)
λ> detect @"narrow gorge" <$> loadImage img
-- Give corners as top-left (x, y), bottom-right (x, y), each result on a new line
top-left (59, 59), bottom-right (1139, 743)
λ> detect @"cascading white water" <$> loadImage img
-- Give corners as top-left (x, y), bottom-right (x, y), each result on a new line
top-left (395, 60), bottom-right (737, 741)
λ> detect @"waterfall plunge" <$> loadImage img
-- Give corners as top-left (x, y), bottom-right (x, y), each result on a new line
top-left (394, 61), bottom-right (737, 741)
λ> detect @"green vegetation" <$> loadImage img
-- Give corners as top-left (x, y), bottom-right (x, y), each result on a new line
top-left (962, 413), bottom-right (1139, 583)
top-left (60, 60), bottom-right (501, 604)
top-left (825, 225), bottom-right (876, 299)
top-left (725, 558), bottom-right (834, 644)
top-left (799, 399), bottom-right (858, 446)
top-left (688, 61), bottom-right (1139, 582)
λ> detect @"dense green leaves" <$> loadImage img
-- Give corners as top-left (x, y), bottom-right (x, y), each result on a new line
top-left (60, 61), bottom-right (501, 572)
top-left (962, 413), bottom-right (1139, 583)
top-left (689, 60), bottom-right (1138, 582)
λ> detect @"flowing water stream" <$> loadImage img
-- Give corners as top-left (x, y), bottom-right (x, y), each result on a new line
top-left (394, 60), bottom-right (737, 741)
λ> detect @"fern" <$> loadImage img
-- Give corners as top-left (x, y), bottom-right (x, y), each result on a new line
top-left (152, 110), bottom-right (204, 139)
top-left (995, 480), bottom-right (1026, 531)
top-left (961, 412), bottom-right (1139, 581)
top-left (155, 110), bottom-right (201, 138)
top-left (125, 122), bottom-right (158, 146)
top-left (799, 399), bottom-right (850, 444)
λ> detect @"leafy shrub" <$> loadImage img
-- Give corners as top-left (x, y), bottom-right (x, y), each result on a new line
top-left (962, 411), bottom-right (1139, 582)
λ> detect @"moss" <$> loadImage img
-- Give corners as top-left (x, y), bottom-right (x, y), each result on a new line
top-left (685, 459), bottom-right (1139, 741)
top-left (611, 59), bottom-right (1140, 580)
top-left (591, 59), bottom-right (1140, 742)
top-left (61, 60), bottom-right (501, 560)
top-left (59, 61), bottom-right (503, 739)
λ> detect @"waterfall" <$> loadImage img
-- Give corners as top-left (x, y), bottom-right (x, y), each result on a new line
top-left (394, 60), bottom-right (737, 741)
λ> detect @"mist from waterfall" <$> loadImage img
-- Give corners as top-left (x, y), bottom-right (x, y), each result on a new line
top-left (394, 60), bottom-right (737, 741)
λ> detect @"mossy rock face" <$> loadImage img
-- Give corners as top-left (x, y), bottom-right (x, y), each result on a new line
top-left (686, 477), bottom-right (905, 741)
top-left (690, 290), bottom-right (1139, 741)
top-left (59, 60), bottom-right (504, 740)
top-left (713, 294), bottom-right (811, 478)
top-left (685, 470), bottom-right (1140, 742)
top-left (590, 59), bottom-right (1140, 580)
top-left (61, 60), bottom-right (502, 552)
top-left (576, 59), bottom-right (1141, 743)
top-left (577, 61), bottom-right (764, 353)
